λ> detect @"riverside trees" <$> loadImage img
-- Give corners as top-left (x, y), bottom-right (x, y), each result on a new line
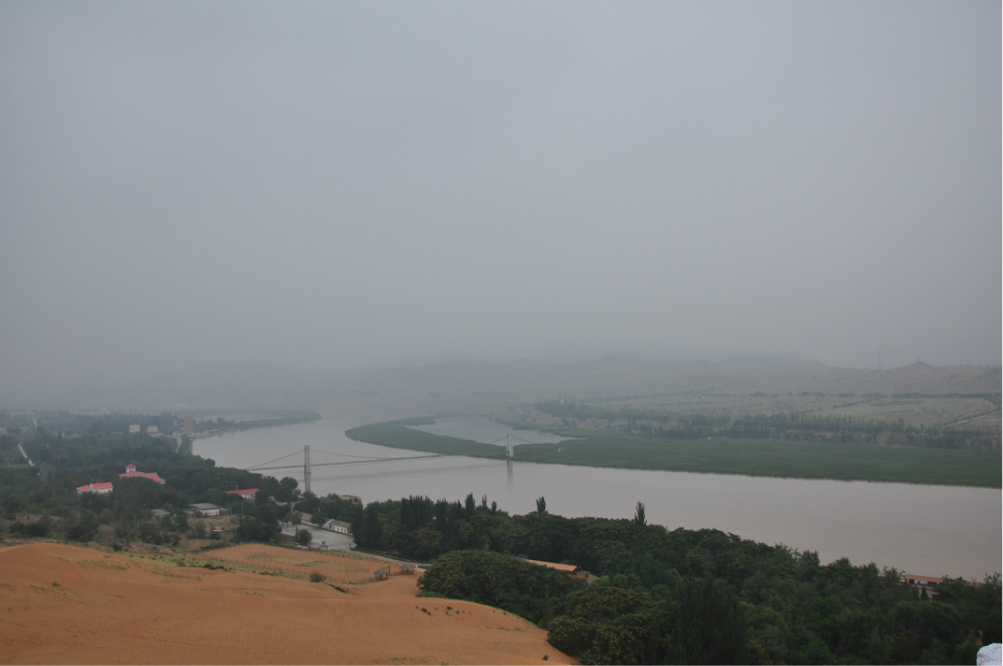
top-left (358, 493), bottom-right (1000, 664)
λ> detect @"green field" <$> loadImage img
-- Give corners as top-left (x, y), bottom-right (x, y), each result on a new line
top-left (345, 420), bottom-right (1002, 487)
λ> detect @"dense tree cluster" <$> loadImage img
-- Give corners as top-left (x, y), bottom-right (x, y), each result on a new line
top-left (419, 550), bottom-right (585, 625)
top-left (360, 493), bottom-right (1000, 665)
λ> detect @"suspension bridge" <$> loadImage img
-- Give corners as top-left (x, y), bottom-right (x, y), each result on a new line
top-left (243, 433), bottom-right (551, 493)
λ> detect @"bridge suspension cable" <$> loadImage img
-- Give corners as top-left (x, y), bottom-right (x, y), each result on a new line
top-left (245, 449), bottom-right (304, 470)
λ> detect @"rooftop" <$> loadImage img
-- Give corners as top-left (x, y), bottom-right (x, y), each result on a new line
top-left (524, 559), bottom-right (578, 573)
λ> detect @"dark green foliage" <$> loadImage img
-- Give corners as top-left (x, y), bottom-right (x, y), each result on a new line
top-left (547, 579), bottom-right (750, 665)
top-left (65, 512), bottom-right (100, 542)
top-left (666, 577), bottom-right (748, 664)
top-left (10, 517), bottom-right (52, 538)
top-left (347, 420), bottom-right (1000, 487)
top-left (352, 492), bottom-right (999, 665)
top-left (547, 586), bottom-right (655, 663)
top-left (275, 477), bottom-right (299, 502)
top-left (418, 550), bottom-right (586, 625)
top-left (633, 501), bottom-right (646, 526)
top-left (234, 515), bottom-right (279, 542)
top-left (295, 528), bottom-right (312, 546)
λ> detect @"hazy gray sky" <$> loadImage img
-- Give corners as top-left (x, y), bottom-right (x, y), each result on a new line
top-left (1, 1), bottom-right (1000, 401)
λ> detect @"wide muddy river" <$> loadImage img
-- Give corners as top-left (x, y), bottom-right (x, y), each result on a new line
top-left (195, 414), bottom-right (1001, 580)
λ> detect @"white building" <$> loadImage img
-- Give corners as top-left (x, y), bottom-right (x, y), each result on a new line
top-left (146, 425), bottom-right (159, 434)
top-left (323, 519), bottom-right (352, 535)
top-left (189, 503), bottom-right (224, 517)
top-left (129, 425), bottom-right (140, 434)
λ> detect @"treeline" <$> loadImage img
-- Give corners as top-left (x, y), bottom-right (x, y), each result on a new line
top-left (0, 430), bottom-right (322, 549)
top-left (0, 410), bottom-right (321, 437)
top-left (364, 494), bottom-right (1000, 664)
top-left (536, 400), bottom-right (1000, 450)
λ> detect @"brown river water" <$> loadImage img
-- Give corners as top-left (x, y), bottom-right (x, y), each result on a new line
top-left (195, 414), bottom-right (1001, 580)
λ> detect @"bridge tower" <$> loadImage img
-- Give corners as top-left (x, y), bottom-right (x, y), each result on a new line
top-left (304, 445), bottom-right (311, 494)
top-left (506, 434), bottom-right (513, 458)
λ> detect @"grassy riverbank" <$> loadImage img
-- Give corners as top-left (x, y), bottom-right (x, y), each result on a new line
top-left (345, 419), bottom-right (1002, 487)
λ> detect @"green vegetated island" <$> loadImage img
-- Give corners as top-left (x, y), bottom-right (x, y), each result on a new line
top-left (345, 394), bottom-right (1002, 487)
top-left (1, 412), bottom-right (1000, 664)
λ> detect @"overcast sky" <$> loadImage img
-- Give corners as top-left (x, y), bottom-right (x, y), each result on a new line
top-left (1, 1), bottom-right (999, 402)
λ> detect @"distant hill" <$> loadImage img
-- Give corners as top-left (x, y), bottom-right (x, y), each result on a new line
top-left (15, 355), bottom-right (998, 414)
top-left (345, 356), bottom-right (1000, 402)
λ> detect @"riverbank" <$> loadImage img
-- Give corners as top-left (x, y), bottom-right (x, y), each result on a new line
top-left (345, 419), bottom-right (1001, 487)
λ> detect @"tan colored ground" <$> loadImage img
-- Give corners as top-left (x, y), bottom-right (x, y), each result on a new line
top-left (0, 543), bottom-right (574, 665)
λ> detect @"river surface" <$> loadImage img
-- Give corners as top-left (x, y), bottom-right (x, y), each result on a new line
top-left (194, 414), bottom-right (1001, 579)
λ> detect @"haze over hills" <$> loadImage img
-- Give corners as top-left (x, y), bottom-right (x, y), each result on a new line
top-left (9, 355), bottom-right (998, 415)
top-left (354, 355), bottom-right (1002, 397)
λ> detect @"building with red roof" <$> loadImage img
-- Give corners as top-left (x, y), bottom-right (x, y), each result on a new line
top-left (76, 482), bottom-right (113, 495)
top-left (118, 465), bottom-right (166, 484)
top-left (226, 488), bottom-right (259, 500)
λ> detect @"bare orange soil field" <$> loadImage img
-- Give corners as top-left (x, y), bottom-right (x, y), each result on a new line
top-left (0, 543), bottom-right (573, 665)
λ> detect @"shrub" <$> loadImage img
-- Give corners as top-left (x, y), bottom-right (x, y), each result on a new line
top-left (309, 570), bottom-right (326, 583)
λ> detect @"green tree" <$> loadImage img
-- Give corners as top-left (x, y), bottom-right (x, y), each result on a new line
top-left (634, 501), bottom-right (646, 527)
top-left (295, 528), bottom-right (312, 546)
top-left (547, 585), bottom-right (655, 661)
top-left (275, 476), bottom-right (299, 502)
top-left (664, 577), bottom-right (748, 664)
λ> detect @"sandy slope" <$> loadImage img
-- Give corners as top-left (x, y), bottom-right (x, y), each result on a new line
top-left (0, 543), bottom-right (572, 665)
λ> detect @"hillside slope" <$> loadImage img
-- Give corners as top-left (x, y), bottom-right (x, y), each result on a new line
top-left (0, 543), bottom-right (568, 665)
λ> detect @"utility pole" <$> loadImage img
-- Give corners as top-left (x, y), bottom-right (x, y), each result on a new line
top-left (304, 445), bottom-right (311, 494)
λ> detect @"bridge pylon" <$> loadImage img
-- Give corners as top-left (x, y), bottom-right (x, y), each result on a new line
top-left (304, 445), bottom-right (311, 494)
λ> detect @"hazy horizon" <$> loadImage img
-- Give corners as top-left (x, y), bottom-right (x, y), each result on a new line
top-left (2, 2), bottom-right (1000, 407)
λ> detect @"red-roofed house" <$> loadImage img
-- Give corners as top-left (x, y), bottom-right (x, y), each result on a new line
top-left (118, 465), bottom-right (166, 484)
top-left (226, 488), bottom-right (259, 501)
top-left (77, 482), bottom-right (113, 495)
